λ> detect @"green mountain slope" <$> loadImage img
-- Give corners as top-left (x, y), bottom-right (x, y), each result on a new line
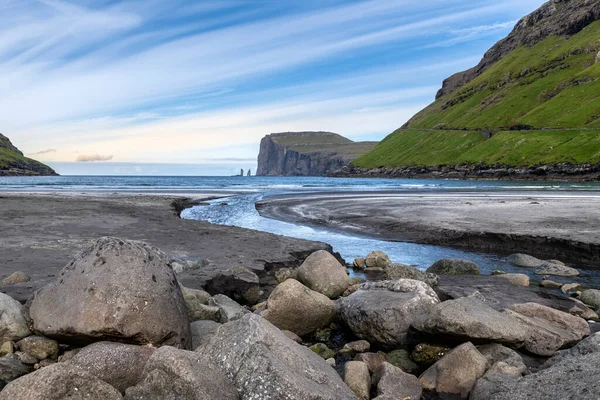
top-left (354, 2), bottom-right (600, 171)
top-left (0, 133), bottom-right (57, 176)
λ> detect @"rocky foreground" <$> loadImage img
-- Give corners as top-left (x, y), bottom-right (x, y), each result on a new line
top-left (0, 237), bottom-right (599, 399)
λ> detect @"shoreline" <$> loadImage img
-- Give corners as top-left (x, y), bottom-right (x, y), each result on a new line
top-left (256, 190), bottom-right (600, 268)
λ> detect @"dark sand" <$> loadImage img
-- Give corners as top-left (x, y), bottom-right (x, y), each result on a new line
top-left (0, 193), bottom-right (330, 301)
top-left (257, 191), bottom-right (600, 267)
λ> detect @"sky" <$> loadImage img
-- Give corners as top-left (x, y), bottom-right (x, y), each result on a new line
top-left (1, 0), bottom-right (547, 175)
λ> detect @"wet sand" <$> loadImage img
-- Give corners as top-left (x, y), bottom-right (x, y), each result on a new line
top-left (257, 191), bottom-right (600, 267)
top-left (0, 192), bottom-right (331, 302)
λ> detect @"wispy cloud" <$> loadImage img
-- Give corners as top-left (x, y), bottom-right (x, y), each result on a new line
top-left (27, 148), bottom-right (56, 156)
top-left (76, 154), bottom-right (113, 162)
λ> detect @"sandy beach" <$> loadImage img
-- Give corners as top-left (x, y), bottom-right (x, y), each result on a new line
top-left (257, 191), bottom-right (600, 267)
top-left (0, 192), bottom-right (331, 301)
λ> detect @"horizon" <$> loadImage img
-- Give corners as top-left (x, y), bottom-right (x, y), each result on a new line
top-left (3, 0), bottom-right (546, 175)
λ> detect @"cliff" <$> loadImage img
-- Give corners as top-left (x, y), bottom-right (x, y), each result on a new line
top-left (256, 132), bottom-right (376, 176)
top-left (0, 133), bottom-right (57, 176)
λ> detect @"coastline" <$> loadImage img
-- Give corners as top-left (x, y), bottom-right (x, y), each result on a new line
top-left (0, 192), bottom-right (332, 302)
top-left (256, 190), bottom-right (600, 268)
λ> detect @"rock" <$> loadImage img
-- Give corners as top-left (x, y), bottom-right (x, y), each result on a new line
top-left (580, 289), bottom-right (600, 309)
top-left (338, 280), bottom-right (439, 348)
top-left (507, 302), bottom-right (590, 356)
top-left (348, 277), bottom-right (366, 286)
top-left (69, 341), bottom-right (154, 394)
top-left (353, 258), bottom-right (366, 269)
top-left (15, 351), bottom-right (38, 365)
top-left (383, 263), bottom-right (439, 287)
top-left (282, 330), bottom-right (302, 344)
top-left (207, 294), bottom-right (249, 323)
top-left (469, 362), bottom-right (522, 400)
top-left (179, 285), bottom-right (218, 322)
top-left (476, 344), bottom-right (527, 374)
top-left (200, 313), bottom-right (356, 399)
top-left (561, 283), bottom-right (583, 294)
top-left (29, 237), bottom-right (190, 348)
top-left (0, 292), bottom-right (31, 343)
top-left (507, 253), bottom-right (543, 268)
top-left (326, 358), bottom-right (336, 367)
top-left (354, 352), bottom-right (386, 374)
top-left (479, 352), bottom-right (600, 399)
top-left (344, 361), bottom-right (370, 400)
top-left (309, 343), bottom-right (335, 359)
top-left (190, 320), bottom-right (221, 350)
top-left (0, 341), bottom-right (14, 357)
top-left (365, 250), bottom-right (392, 269)
top-left (0, 358), bottom-right (33, 390)
top-left (342, 283), bottom-right (360, 297)
top-left (2, 272), bottom-right (30, 285)
top-left (57, 349), bottom-right (80, 363)
top-left (203, 266), bottom-right (261, 305)
top-left (16, 336), bottom-right (59, 361)
top-left (412, 296), bottom-right (530, 347)
top-left (36, 358), bottom-right (55, 369)
top-left (0, 363), bottom-right (123, 399)
top-left (296, 250), bottom-right (350, 298)
top-left (386, 349), bottom-right (419, 374)
top-left (534, 262), bottom-right (580, 277)
top-left (491, 270), bottom-right (506, 275)
top-left (124, 346), bottom-right (237, 400)
top-left (343, 340), bottom-right (370, 353)
top-left (540, 280), bottom-right (562, 289)
top-left (261, 279), bottom-right (336, 336)
top-left (411, 343), bottom-right (451, 365)
top-left (569, 305), bottom-right (598, 320)
top-left (496, 273), bottom-right (529, 287)
top-left (426, 258), bottom-right (480, 275)
top-left (274, 267), bottom-right (297, 283)
top-left (374, 362), bottom-right (422, 400)
top-left (419, 342), bottom-right (488, 399)
top-left (542, 332), bottom-right (600, 369)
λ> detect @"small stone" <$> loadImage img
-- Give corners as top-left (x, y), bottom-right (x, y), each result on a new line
top-left (581, 289), bottom-right (600, 309)
top-left (342, 284), bottom-right (360, 297)
top-left (374, 362), bottom-right (422, 400)
top-left (561, 283), bottom-right (583, 294)
top-left (16, 336), bottom-right (59, 361)
top-left (386, 349), bottom-right (419, 374)
top-left (412, 343), bottom-right (451, 365)
top-left (326, 358), bottom-right (336, 367)
top-left (274, 268), bottom-right (297, 283)
top-left (540, 280), bottom-right (563, 289)
top-left (0, 342), bottom-right (14, 357)
top-left (354, 352), bottom-right (386, 374)
top-left (534, 262), bottom-right (580, 277)
top-left (496, 273), bottom-right (529, 287)
top-left (309, 343), bottom-right (335, 360)
top-left (569, 305), bottom-right (598, 320)
top-left (344, 361), bottom-right (371, 400)
top-left (57, 349), bottom-right (81, 363)
top-left (1, 272), bottom-right (30, 286)
top-left (353, 258), bottom-right (366, 270)
top-left (208, 294), bottom-right (249, 323)
top-left (343, 340), bottom-right (371, 353)
top-left (14, 351), bottom-right (38, 365)
top-left (365, 250), bottom-right (392, 269)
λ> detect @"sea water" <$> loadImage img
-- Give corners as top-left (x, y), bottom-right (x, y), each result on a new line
top-left (2, 175), bottom-right (600, 284)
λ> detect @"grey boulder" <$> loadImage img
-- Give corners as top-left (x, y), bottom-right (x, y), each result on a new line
top-left (16, 336), bottom-right (59, 361)
top-left (190, 320), bottom-right (221, 350)
top-left (469, 362), bottom-right (522, 400)
top-left (200, 313), bottom-right (356, 400)
top-left (29, 237), bottom-right (191, 348)
top-left (426, 258), bottom-right (480, 275)
top-left (208, 294), bottom-right (249, 323)
top-left (0, 292), bottom-right (31, 342)
top-left (69, 341), bottom-right (155, 393)
top-left (365, 250), bottom-right (392, 269)
top-left (534, 262), bottom-right (580, 277)
top-left (0, 358), bottom-right (33, 390)
top-left (383, 263), bottom-right (439, 287)
top-left (124, 346), bottom-right (238, 400)
top-left (203, 266), bottom-right (261, 305)
top-left (476, 343), bottom-right (527, 374)
top-left (0, 363), bottom-right (123, 399)
top-left (338, 280), bottom-right (440, 349)
top-left (296, 250), bottom-right (350, 298)
top-left (580, 289), bottom-right (600, 309)
top-left (507, 254), bottom-right (543, 268)
top-left (374, 362), bottom-right (422, 400)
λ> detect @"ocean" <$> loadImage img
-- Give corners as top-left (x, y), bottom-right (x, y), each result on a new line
top-left (2, 175), bottom-right (600, 283)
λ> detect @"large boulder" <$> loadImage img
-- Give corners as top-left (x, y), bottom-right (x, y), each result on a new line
top-left (29, 237), bottom-right (191, 348)
top-left (580, 289), bottom-right (600, 309)
top-left (383, 263), bottom-right (439, 287)
top-left (411, 296), bottom-right (530, 347)
top-left (338, 280), bottom-right (440, 348)
top-left (426, 258), bottom-right (480, 275)
top-left (534, 262), bottom-right (579, 277)
top-left (199, 313), bottom-right (357, 399)
top-left (507, 254), bottom-right (543, 268)
top-left (203, 266), bottom-right (261, 305)
top-left (69, 341), bottom-right (155, 394)
top-left (470, 362), bottom-right (522, 400)
top-left (506, 302), bottom-right (590, 356)
top-left (495, 273), bottom-right (529, 287)
top-left (124, 346), bottom-right (238, 400)
top-left (296, 250), bottom-right (350, 298)
top-left (365, 250), bottom-right (392, 269)
top-left (419, 342), bottom-right (488, 399)
top-left (476, 344), bottom-right (527, 374)
top-left (478, 352), bottom-right (600, 399)
top-left (344, 361), bottom-right (370, 400)
top-left (0, 363), bottom-right (123, 400)
top-left (261, 279), bottom-right (336, 336)
top-left (374, 362), bottom-right (422, 400)
top-left (541, 332), bottom-right (600, 369)
top-left (0, 358), bottom-right (33, 390)
top-left (0, 292), bottom-right (31, 343)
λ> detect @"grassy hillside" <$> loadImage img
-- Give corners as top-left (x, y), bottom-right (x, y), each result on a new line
top-left (271, 132), bottom-right (377, 157)
top-left (355, 20), bottom-right (600, 169)
top-left (0, 134), bottom-right (57, 176)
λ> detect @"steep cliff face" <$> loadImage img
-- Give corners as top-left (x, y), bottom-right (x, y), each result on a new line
top-left (436, 0), bottom-right (600, 99)
top-left (256, 132), bottom-right (376, 176)
top-left (0, 133), bottom-right (57, 176)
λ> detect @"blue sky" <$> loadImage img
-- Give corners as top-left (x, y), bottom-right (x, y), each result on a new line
top-left (1, 0), bottom-right (546, 175)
